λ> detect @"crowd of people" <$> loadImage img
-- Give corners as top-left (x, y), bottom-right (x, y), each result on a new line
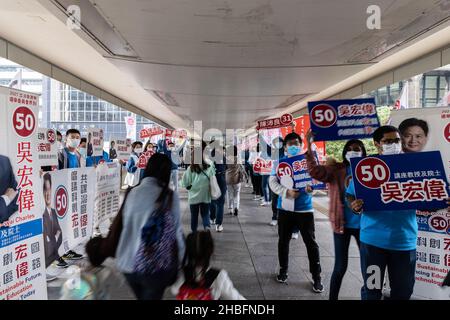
top-left (29, 120), bottom-right (450, 300)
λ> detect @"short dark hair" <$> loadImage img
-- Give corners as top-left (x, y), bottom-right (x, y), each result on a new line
top-left (66, 129), bottom-right (80, 136)
top-left (283, 132), bottom-right (302, 147)
top-left (373, 125), bottom-right (400, 143)
top-left (56, 131), bottom-right (62, 137)
top-left (398, 118), bottom-right (429, 137)
top-left (342, 139), bottom-right (367, 165)
top-left (80, 138), bottom-right (87, 144)
top-left (43, 172), bottom-right (51, 191)
top-left (132, 141), bottom-right (143, 149)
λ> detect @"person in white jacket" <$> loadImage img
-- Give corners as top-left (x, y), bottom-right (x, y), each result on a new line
top-left (171, 231), bottom-right (245, 300)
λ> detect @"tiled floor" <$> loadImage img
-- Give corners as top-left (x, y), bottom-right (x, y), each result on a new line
top-left (47, 185), bottom-right (363, 300)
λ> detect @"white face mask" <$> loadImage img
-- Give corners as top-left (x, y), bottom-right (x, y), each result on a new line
top-left (382, 143), bottom-right (402, 155)
top-left (57, 141), bottom-right (64, 150)
top-left (345, 151), bottom-right (362, 162)
top-left (134, 148), bottom-right (143, 154)
top-left (67, 138), bottom-right (80, 149)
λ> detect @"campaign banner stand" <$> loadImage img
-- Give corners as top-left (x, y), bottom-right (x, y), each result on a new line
top-left (94, 163), bottom-right (121, 228)
top-left (390, 107), bottom-right (450, 299)
top-left (0, 86), bottom-right (47, 300)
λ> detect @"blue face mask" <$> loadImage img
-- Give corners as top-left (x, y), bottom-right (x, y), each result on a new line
top-left (287, 145), bottom-right (301, 156)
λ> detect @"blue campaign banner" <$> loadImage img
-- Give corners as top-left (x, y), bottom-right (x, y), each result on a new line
top-left (274, 154), bottom-right (325, 190)
top-left (308, 98), bottom-right (380, 141)
top-left (0, 218), bottom-right (43, 249)
top-left (350, 151), bottom-right (449, 211)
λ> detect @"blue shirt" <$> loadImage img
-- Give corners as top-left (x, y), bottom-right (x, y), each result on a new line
top-left (86, 151), bottom-right (111, 167)
top-left (343, 167), bottom-right (360, 229)
top-left (67, 151), bottom-right (80, 169)
top-left (271, 156), bottom-right (313, 213)
top-left (346, 180), bottom-right (417, 251)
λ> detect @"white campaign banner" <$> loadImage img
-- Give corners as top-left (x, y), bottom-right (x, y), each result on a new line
top-left (87, 128), bottom-right (104, 157)
top-left (113, 137), bottom-right (132, 162)
top-left (124, 116), bottom-right (136, 141)
top-left (46, 167), bottom-right (95, 260)
top-left (0, 86), bottom-right (47, 300)
top-left (94, 162), bottom-right (120, 227)
top-left (37, 128), bottom-right (58, 167)
top-left (391, 107), bottom-right (450, 300)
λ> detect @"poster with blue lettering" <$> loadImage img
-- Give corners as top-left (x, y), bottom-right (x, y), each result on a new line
top-left (350, 151), bottom-right (449, 211)
top-left (308, 98), bottom-right (380, 141)
top-left (274, 154), bottom-right (325, 191)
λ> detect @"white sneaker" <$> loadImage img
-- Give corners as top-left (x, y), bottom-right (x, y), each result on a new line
top-left (291, 232), bottom-right (299, 240)
top-left (253, 196), bottom-right (259, 201)
top-left (210, 219), bottom-right (216, 226)
top-left (216, 225), bottom-right (224, 232)
top-left (269, 220), bottom-right (278, 226)
top-left (46, 273), bottom-right (57, 282)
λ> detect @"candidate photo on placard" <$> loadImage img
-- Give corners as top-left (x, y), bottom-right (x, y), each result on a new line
top-left (0, 154), bottom-right (19, 223)
top-left (42, 172), bottom-right (63, 268)
top-left (399, 117), bottom-right (430, 153)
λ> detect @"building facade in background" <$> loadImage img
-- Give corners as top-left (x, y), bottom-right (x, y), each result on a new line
top-left (0, 57), bottom-right (155, 142)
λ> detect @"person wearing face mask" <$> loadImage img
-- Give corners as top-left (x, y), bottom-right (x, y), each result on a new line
top-left (269, 132), bottom-right (323, 292)
top-left (78, 138), bottom-right (88, 158)
top-left (347, 125), bottom-right (418, 300)
top-left (58, 129), bottom-right (83, 170)
top-left (125, 141), bottom-right (144, 188)
top-left (305, 129), bottom-right (366, 300)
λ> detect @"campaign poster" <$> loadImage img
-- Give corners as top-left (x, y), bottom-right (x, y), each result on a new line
top-left (124, 116), bottom-right (136, 141)
top-left (137, 150), bottom-right (155, 169)
top-left (94, 163), bottom-right (121, 227)
top-left (87, 128), bottom-right (104, 157)
top-left (37, 128), bottom-right (58, 167)
top-left (308, 98), bottom-right (379, 141)
top-left (274, 154), bottom-right (314, 191)
top-left (0, 86), bottom-right (47, 300)
top-left (113, 138), bottom-right (132, 162)
top-left (390, 107), bottom-right (450, 299)
top-left (350, 151), bottom-right (449, 212)
top-left (45, 167), bottom-right (95, 261)
top-left (253, 157), bottom-right (273, 175)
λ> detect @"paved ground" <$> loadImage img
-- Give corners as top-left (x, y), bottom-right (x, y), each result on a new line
top-left (47, 182), bottom-right (363, 300)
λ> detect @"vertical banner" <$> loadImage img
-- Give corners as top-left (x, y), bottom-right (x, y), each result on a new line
top-left (46, 168), bottom-right (95, 260)
top-left (37, 128), bottom-right (58, 167)
top-left (87, 128), bottom-right (104, 157)
top-left (124, 116), bottom-right (136, 141)
top-left (390, 107), bottom-right (450, 299)
top-left (94, 163), bottom-right (120, 227)
top-left (0, 87), bottom-right (47, 300)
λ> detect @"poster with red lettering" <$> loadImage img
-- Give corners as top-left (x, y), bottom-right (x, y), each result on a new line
top-left (87, 128), bottom-right (104, 157)
top-left (0, 86), bottom-right (47, 300)
top-left (37, 128), bottom-right (58, 167)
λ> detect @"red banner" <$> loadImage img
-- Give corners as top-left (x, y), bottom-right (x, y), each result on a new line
top-left (140, 127), bottom-right (164, 139)
top-left (256, 113), bottom-right (293, 130)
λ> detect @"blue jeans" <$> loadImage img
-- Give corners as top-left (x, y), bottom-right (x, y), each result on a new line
top-left (189, 203), bottom-right (211, 232)
top-left (360, 242), bottom-right (416, 300)
top-left (329, 228), bottom-right (360, 300)
top-left (210, 173), bottom-right (227, 225)
top-left (261, 175), bottom-right (271, 202)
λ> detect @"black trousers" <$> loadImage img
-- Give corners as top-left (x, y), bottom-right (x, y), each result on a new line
top-left (253, 174), bottom-right (263, 196)
top-left (271, 191), bottom-right (278, 220)
top-left (278, 210), bottom-right (321, 278)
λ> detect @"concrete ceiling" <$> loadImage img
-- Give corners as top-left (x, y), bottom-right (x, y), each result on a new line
top-left (1, 0), bottom-right (450, 131)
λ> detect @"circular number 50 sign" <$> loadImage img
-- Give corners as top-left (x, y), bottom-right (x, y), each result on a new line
top-left (355, 157), bottom-right (390, 189)
top-left (12, 106), bottom-right (36, 137)
top-left (310, 104), bottom-right (337, 128)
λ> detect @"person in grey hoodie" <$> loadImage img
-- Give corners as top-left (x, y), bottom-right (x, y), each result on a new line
top-left (115, 153), bottom-right (185, 300)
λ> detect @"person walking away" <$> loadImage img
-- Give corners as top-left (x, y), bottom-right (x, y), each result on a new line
top-left (171, 231), bottom-right (245, 300)
top-left (125, 141), bottom-right (144, 188)
top-left (181, 142), bottom-right (215, 232)
top-left (248, 145), bottom-right (263, 201)
top-left (115, 153), bottom-right (185, 300)
top-left (306, 129), bottom-right (366, 300)
top-left (225, 146), bottom-right (246, 217)
top-left (269, 132), bottom-right (323, 292)
top-left (209, 145), bottom-right (227, 232)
